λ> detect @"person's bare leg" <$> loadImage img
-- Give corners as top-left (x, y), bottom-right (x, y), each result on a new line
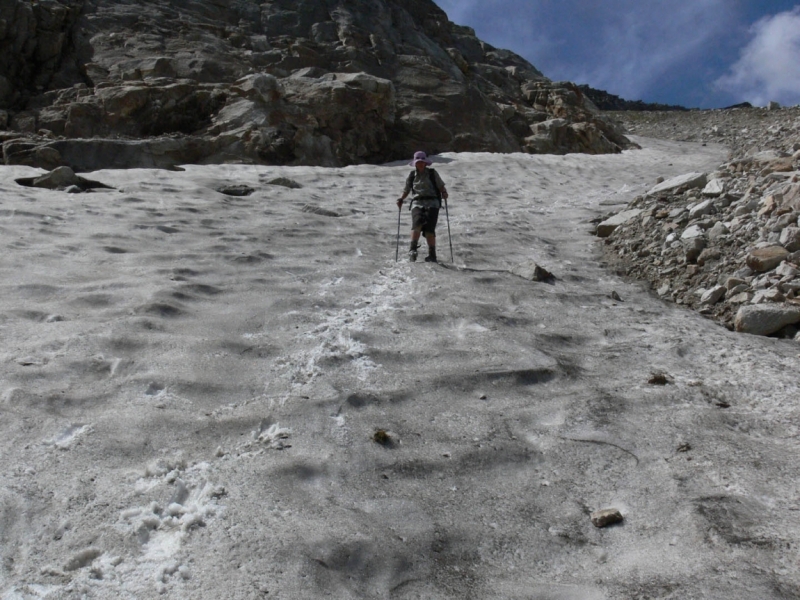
top-left (424, 233), bottom-right (437, 262)
top-left (409, 229), bottom-right (421, 261)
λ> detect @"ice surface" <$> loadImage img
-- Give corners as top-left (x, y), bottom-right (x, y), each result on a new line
top-left (1, 139), bottom-right (799, 598)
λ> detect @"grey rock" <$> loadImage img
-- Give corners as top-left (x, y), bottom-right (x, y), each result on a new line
top-left (689, 199), bottom-right (714, 219)
top-left (728, 284), bottom-right (749, 296)
top-left (510, 260), bottom-right (554, 282)
top-left (700, 285), bottom-right (726, 305)
top-left (218, 185), bottom-right (255, 197)
top-left (668, 207), bottom-right (687, 219)
top-left (595, 209), bottom-right (643, 237)
top-left (776, 262), bottom-right (798, 279)
top-left (751, 288), bottom-right (785, 304)
top-left (746, 246), bottom-right (789, 272)
top-left (702, 178), bottom-right (726, 197)
top-left (779, 226), bottom-right (800, 252)
top-left (681, 225), bottom-right (705, 240)
top-left (707, 221), bottom-right (729, 239)
top-left (266, 177), bottom-right (302, 189)
top-left (647, 172), bottom-right (708, 196)
top-left (697, 248), bottom-right (721, 266)
top-left (590, 508), bottom-right (623, 528)
top-left (768, 212), bottom-right (796, 233)
top-left (726, 277), bottom-right (747, 290)
top-left (683, 237), bottom-right (706, 263)
top-left (734, 304), bottom-right (800, 335)
top-left (32, 166), bottom-right (79, 189)
top-left (729, 292), bottom-right (752, 304)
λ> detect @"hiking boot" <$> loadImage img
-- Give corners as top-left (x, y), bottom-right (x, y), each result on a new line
top-left (408, 242), bottom-right (418, 262)
top-left (424, 247), bottom-right (437, 263)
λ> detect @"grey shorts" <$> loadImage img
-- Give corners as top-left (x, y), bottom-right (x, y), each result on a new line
top-left (411, 207), bottom-right (439, 235)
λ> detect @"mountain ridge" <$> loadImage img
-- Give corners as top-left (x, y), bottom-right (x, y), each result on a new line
top-left (0, 0), bottom-right (635, 170)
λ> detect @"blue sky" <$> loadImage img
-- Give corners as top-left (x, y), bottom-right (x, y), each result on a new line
top-left (432, 1), bottom-right (800, 108)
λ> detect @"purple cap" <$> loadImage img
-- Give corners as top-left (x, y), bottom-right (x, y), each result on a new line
top-left (408, 151), bottom-right (433, 166)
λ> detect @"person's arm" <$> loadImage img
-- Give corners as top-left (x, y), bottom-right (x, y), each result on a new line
top-left (397, 173), bottom-right (413, 208)
top-left (396, 190), bottom-right (409, 208)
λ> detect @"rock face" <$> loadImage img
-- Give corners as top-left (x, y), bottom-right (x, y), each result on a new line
top-left (0, 0), bottom-right (635, 170)
top-left (600, 106), bottom-right (800, 338)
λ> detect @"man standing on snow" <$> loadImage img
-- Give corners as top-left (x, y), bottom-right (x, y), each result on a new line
top-left (396, 151), bottom-right (448, 263)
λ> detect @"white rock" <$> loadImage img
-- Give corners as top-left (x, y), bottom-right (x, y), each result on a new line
top-left (776, 262), bottom-right (798, 279)
top-left (681, 225), bottom-right (705, 240)
top-left (702, 178), bottom-right (726, 197)
top-left (647, 172), bottom-right (708, 196)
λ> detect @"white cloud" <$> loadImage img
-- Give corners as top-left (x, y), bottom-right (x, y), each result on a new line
top-left (715, 7), bottom-right (800, 106)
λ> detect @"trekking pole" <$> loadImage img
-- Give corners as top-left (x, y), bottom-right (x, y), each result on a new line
top-left (444, 198), bottom-right (454, 263)
top-left (395, 204), bottom-right (402, 262)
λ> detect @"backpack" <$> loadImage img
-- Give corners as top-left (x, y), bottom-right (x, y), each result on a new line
top-left (406, 168), bottom-right (442, 208)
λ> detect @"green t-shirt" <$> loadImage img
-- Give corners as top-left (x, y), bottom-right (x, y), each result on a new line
top-left (404, 167), bottom-right (445, 209)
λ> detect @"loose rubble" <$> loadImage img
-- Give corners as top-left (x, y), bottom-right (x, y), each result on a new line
top-left (599, 107), bottom-right (800, 339)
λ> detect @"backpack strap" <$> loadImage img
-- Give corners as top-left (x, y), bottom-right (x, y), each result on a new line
top-left (428, 168), bottom-right (442, 207)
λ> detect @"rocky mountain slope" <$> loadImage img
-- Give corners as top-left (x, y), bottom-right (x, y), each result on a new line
top-left (598, 106), bottom-right (800, 339)
top-left (0, 0), bottom-right (633, 170)
top-left (577, 85), bottom-right (689, 112)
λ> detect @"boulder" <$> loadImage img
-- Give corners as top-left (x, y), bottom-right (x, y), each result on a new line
top-left (735, 304), bottom-right (800, 335)
top-left (32, 166), bottom-right (79, 189)
top-left (746, 246), bottom-right (790, 273)
top-left (596, 209), bottom-right (642, 237)
top-left (647, 172), bottom-right (708, 196)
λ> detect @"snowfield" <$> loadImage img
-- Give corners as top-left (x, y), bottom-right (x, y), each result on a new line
top-left (1, 137), bottom-right (799, 599)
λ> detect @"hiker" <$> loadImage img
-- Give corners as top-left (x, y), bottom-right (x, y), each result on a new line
top-left (396, 151), bottom-right (448, 262)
